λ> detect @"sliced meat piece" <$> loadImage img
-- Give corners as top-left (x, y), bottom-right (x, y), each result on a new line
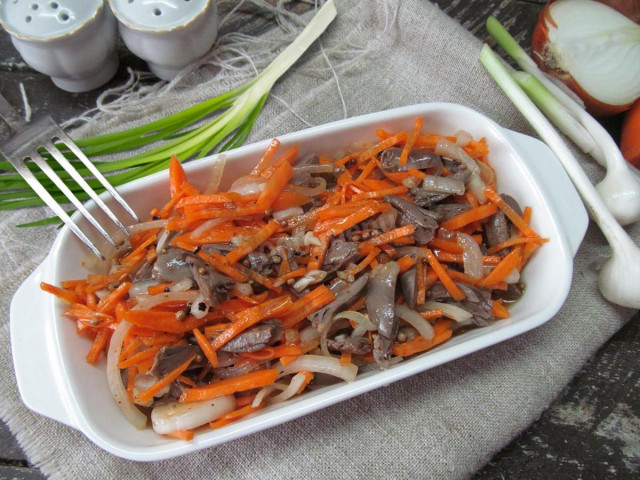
top-left (327, 334), bottom-right (372, 355)
top-left (366, 261), bottom-right (400, 367)
top-left (220, 319), bottom-right (283, 353)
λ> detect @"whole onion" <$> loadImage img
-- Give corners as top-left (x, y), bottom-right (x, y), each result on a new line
top-left (532, 0), bottom-right (640, 116)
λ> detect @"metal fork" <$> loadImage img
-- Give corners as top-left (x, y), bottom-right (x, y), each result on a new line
top-left (0, 92), bottom-right (139, 260)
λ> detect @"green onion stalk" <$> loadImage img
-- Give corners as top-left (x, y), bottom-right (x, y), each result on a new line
top-left (0, 0), bottom-right (337, 224)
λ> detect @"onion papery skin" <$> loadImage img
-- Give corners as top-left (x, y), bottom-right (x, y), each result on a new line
top-left (532, 0), bottom-right (640, 117)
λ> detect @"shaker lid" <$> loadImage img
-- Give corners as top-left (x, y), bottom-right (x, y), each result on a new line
top-left (0, 0), bottom-right (103, 40)
top-left (109, 0), bottom-right (211, 32)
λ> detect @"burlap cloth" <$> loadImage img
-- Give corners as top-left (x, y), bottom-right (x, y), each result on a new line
top-left (1, 1), bottom-right (637, 478)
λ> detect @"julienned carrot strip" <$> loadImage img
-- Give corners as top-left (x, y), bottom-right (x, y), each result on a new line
top-left (178, 375), bottom-right (198, 388)
top-left (123, 310), bottom-right (206, 333)
top-left (481, 247), bottom-right (522, 286)
top-left (198, 251), bottom-right (248, 283)
top-left (235, 393), bottom-right (258, 408)
top-left (118, 346), bottom-right (161, 369)
top-left (261, 145), bottom-right (299, 178)
top-left (40, 282), bottom-right (84, 304)
top-left (361, 178), bottom-right (396, 190)
top-left (257, 161), bottom-right (294, 210)
top-left (122, 234), bottom-right (157, 267)
top-left (193, 328), bottom-right (219, 368)
top-left (396, 255), bottom-right (416, 274)
top-left (209, 404), bottom-right (264, 429)
top-left (340, 351), bottom-right (352, 366)
top-left (169, 155), bottom-right (188, 199)
top-left (434, 318), bottom-right (454, 334)
top-left (85, 328), bottom-right (111, 364)
top-left (119, 336), bottom-right (143, 362)
top-left (424, 248), bottom-right (465, 301)
top-left (428, 237), bottom-right (464, 254)
top-left (391, 329), bottom-right (453, 357)
top-left (522, 205), bottom-right (532, 225)
top-left (307, 232), bottom-right (330, 271)
top-left (464, 190), bottom-right (480, 208)
top-left (181, 369), bottom-right (279, 403)
top-left (413, 133), bottom-right (455, 147)
top-left (350, 185), bottom-right (408, 202)
top-left (231, 262), bottom-right (283, 293)
top-left (492, 299), bottom-right (511, 319)
top-left (420, 309), bottom-right (443, 320)
top-left (230, 287), bottom-right (262, 305)
top-left (164, 430), bottom-right (194, 441)
top-left (280, 285), bottom-right (335, 329)
top-left (334, 153), bottom-right (356, 167)
top-left (486, 236), bottom-right (548, 255)
top-left (439, 203), bottom-right (498, 231)
top-left (147, 283), bottom-right (171, 295)
top-left (399, 118), bottom-right (423, 166)
top-left (315, 200), bottom-right (377, 221)
top-left (271, 191), bottom-right (313, 211)
top-left (348, 247), bottom-right (380, 275)
top-left (273, 267), bottom-right (307, 287)
top-left (415, 260), bottom-right (427, 306)
top-left (96, 281), bottom-right (132, 314)
top-left (138, 354), bottom-right (196, 404)
top-left (325, 202), bottom-right (389, 237)
top-left (521, 241), bottom-right (542, 266)
top-left (433, 250), bottom-right (502, 265)
top-left (211, 296), bottom-right (293, 350)
top-left (242, 344), bottom-right (303, 361)
top-left (175, 192), bottom-right (247, 208)
top-left (447, 269), bottom-right (507, 290)
top-left (224, 220), bottom-right (280, 265)
top-left (126, 365), bottom-right (138, 402)
top-left (252, 138), bottom-right (280, 175)
top-left (483, 186), bottom-right (539, 238)
top-left (408, 167), bottom-right (426, 179)
top-left (357, 131), bottom-right (408, 163)
top-left (356, 160), bottom-right (377, 183)
top-left (360, 224), bottom-right (415, 251)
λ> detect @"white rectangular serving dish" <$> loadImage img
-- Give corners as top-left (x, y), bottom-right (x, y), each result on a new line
top-left (10, 103), bottom-right (588, 461)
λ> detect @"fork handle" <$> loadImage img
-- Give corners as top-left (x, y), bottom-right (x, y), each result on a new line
top-left (0, 91), bottom-right (26, 131)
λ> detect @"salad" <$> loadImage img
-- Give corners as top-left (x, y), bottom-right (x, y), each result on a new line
top-left (41, 117), bottom-right (546, 440)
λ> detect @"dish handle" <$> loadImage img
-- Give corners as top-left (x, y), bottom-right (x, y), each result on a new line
top-left (10, 262), bottom-right (77, 429)
top-left (502, 129), bottom-right (589, 257)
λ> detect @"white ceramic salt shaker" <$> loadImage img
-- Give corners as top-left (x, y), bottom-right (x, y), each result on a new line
top-left (108, 0), bottom-right (218, 81)
top-left (0, 0), bottom-right (119, 92)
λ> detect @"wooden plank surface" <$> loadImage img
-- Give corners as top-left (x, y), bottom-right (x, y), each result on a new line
top-left (1, 0), bottom-right (638, 478)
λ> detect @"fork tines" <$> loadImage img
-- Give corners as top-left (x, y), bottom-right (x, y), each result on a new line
top-left (2, 116), bottom-right (139, 260)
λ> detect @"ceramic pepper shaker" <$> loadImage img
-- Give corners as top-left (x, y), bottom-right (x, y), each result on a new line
top-left (0, 0), bottom-right (119, 92)
top-left (108, 0), bottom-right (218, 81)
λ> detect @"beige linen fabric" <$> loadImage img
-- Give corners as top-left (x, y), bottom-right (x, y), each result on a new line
top-left (1, 1), bottom-right (637, 479)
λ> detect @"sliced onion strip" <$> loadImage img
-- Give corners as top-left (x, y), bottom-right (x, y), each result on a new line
top-left (333, 310), bottom-right (375, 338)
top-left (127, 219), bottom-right (168, 235)
top-left (422, 301), bottom-right (473, 323)
top-left (457, 232), bottom-right (484, 279)
top-left (106, 320), bottom-right (148, 429)
top-left (151, 396), bottom-right (236, 435)
top-left (278, 355), bottom-right (358, 382)
top-left (395, 304), bottom-right (434, 340)
top-left (268, 373), bottom-right (309, 404)
top-left (132, 291), bottom-right (199, 311)
top-left (422, 174), bottom-right (465, 195)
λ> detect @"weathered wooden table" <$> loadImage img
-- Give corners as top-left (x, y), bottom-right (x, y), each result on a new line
top-left (1, 1), bottom-right (638, 478)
